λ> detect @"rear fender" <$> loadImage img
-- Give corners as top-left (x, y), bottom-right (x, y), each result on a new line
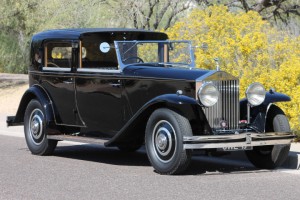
top-left (105, 94), bottom-right (211, 147)
top-left (9, 85), bottom-right (57, 131)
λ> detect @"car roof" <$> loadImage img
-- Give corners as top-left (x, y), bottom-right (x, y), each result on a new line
top-left (31, 28), bottom-right (168, 46)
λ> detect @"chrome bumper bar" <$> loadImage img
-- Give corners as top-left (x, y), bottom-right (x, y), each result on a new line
top-left (183, 132), bottom-right (295, 149)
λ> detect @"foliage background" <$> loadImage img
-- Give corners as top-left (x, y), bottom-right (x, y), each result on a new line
top-left (166, 6), bottom-right (300, 136)
top-left (0, 0), bottom-right (299, 135)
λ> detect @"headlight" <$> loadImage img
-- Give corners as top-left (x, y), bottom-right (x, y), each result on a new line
top-left (246, 82), bottom-right (266, 106)
top-left (198, 82), bottom-right (219, 107)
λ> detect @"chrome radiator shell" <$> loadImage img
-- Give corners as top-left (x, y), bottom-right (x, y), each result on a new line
top-left (202, 80), bottom-right (240, 130)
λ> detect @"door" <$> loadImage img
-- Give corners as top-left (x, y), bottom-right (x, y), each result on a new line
top-left (40, 40), bottom-right (83, 126)
top-left (75, 73), bottom-right (124, 137)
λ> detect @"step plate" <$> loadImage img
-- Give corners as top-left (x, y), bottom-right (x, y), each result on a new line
top-left (47, 135), bottom-right (109, 145)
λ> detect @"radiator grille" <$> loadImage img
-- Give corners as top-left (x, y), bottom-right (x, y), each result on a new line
top-left (202, 80), bottom-right (240, 130)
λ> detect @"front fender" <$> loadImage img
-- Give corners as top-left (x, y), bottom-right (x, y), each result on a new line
top-left (151, 94), bottom-right (198, 105)
top-left (8, 85), bottom-right (55, 128)
top-left (105, 94), bottom-right (210, 147)
top-left (263, 90), bottom-right (291, 104)
top-left (240, 90), bottom-right (291, 132)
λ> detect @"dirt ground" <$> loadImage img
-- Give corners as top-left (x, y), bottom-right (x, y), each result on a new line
top-left (0, 73), bottom-right (28, 115)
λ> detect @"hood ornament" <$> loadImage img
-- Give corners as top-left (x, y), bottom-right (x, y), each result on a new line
top-left (214, 58), bottom-right (220, 71)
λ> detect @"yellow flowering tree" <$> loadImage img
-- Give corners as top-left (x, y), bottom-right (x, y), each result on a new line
top-left (166, 6), bottom-right (300, 135)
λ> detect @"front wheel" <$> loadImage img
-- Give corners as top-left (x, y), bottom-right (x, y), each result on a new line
top-left (245, 107), bottom-right (291, 169)
top-left (145, 108), bottom-right (192, 175)
top-left (24, 99), bottom-right (57, 155)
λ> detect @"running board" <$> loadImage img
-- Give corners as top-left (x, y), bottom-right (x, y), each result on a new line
top-left (47, 135), bottom-right (109, 145)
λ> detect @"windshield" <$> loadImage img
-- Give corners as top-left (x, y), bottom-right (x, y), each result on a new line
top-left (114, 40), bottom-right (195, 69)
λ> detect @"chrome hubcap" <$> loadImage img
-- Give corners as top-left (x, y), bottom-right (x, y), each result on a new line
top-left (156, 133), bottom-right (167, 151)
top-left (152, 120), bottom-right (177, 163)
top-left (31, 116), bottom-right (42, 138)
top-left (28, 108), bottom-right (44, 145)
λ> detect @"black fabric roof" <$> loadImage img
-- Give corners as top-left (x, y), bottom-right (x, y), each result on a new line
top-left (32, 28), bottom-right (168, 43)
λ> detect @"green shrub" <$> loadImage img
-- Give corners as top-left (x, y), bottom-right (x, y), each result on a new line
top-left (0, 33), bottom-right (29, 73)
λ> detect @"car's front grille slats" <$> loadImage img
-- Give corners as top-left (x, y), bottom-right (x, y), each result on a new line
top-left (202, 80), bottom-right (239, 131)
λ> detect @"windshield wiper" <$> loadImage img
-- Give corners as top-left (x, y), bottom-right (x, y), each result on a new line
top-left (122, 41), bottom-right (138, 57)
top-left (125, 63), bottom-right (160, 67)
top-left (158, 62), bottom-right (191, 67)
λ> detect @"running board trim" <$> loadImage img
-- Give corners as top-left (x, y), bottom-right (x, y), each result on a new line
top-left (47, 135), bottom-right (109, 145)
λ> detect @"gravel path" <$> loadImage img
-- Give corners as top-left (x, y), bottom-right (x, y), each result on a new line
top-left (0, 73), bottom-right (28, 88)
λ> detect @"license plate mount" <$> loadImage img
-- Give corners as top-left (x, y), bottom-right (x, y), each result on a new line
top-left (220, 146), bottom-right (253, 151)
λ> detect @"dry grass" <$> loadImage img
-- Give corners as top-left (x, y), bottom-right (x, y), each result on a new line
top-left (0, 73), bottom-right (28, 115)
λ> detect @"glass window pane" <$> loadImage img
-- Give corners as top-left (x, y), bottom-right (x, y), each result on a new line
top-left (45, 42), bottom-right (72, 68)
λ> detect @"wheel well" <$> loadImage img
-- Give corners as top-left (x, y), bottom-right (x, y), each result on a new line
top-left (14, 86), bottom-right (56, 126)
top-left (120, 103), bottom-right (166, 146)
top-left (14, 93), bottom-right (37, 123)
top-left (107, 102), bottom-right (210, 147)
top-left (132, 103), bottom-right (211, 143)
top-left (265, 104), bottom-right (285, 132)
top-left (130, 103), bottom-right (195, 145)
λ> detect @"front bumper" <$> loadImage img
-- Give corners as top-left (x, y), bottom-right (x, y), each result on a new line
top-left (183, 132), bottom-right (295, 150)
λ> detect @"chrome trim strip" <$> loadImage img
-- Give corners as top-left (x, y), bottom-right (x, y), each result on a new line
top-left (77, 68), bottom-right (121, 73)
top-left (43, 67), bottom-right (71, 72)
top-left (196, 70), bottom-right (216, 82)
top-left (196, 70), bottom-right (239, 82)
top-left (184, 139), bottom-right (292, 149)
top-left (183, 132), bottom-right (295, 149)
top-left (29, 70), bottom-right (195, 82)
top-left (47, 135), bottom-right (109, 145)
top-left (265, 103), bottom-right (274, 132)
top-left (184, 132), bottom-right (293, 141)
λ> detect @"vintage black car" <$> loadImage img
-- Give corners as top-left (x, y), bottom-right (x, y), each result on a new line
top-left (7, 28), bottom-right (295, 174)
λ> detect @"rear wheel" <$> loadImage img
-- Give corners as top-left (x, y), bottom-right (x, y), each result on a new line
top-left (24, 99), bottom-right (57, 155)
top-left (245, 108), bottom-right (291, 169)
top-left (145, 108), bottom-right (192, 175)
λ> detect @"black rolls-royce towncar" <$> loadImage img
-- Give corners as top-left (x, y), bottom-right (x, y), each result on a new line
top-left (7, 28), bottom-right (295, 174)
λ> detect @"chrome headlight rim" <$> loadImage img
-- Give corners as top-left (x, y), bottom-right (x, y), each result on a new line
top-left (197, 82), bottom-right (219, 107)
top-left (246, 82), bottom-right (266, 106)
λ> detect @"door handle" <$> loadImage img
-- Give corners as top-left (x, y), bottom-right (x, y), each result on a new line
top-left (109, 83), bottom-right (121, 87)
top-left (63, 80), bottom-right (73, 84)
top-left (109, 80), bottom-right (121, 87)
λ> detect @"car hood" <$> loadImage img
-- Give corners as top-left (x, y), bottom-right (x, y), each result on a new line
top-left (123, 65), bottom-right (238, 81)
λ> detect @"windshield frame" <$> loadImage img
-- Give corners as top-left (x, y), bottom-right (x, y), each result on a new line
top-left (114, 40), bottom-right (195, 70)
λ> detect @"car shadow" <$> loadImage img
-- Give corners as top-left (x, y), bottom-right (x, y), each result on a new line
top-left (53, 143), bottom-right (262, 175)
top-left (53, 143), bottom-right (150, 167)
top-left (185, 151), bottom-right (258, 175)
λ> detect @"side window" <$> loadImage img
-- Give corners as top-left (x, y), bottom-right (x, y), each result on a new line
top-left (44, 42), bottom-right (72, 69)
top-left (80, 38), bottom-right (118, 70)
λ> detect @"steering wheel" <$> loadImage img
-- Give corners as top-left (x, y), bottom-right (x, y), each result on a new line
top-left (47, 62), bottom-right (60, 68)
top-left (123, 56), bottom-right (144, 64)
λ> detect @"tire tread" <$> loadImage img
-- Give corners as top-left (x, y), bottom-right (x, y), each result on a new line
top-left (245, 107), bottom-right (291, 169)
top-left (145, 108), bottom-right (192, 175)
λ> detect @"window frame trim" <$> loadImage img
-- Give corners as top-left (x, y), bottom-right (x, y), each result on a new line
top-left (42, 40), bottom-right (76, 72)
